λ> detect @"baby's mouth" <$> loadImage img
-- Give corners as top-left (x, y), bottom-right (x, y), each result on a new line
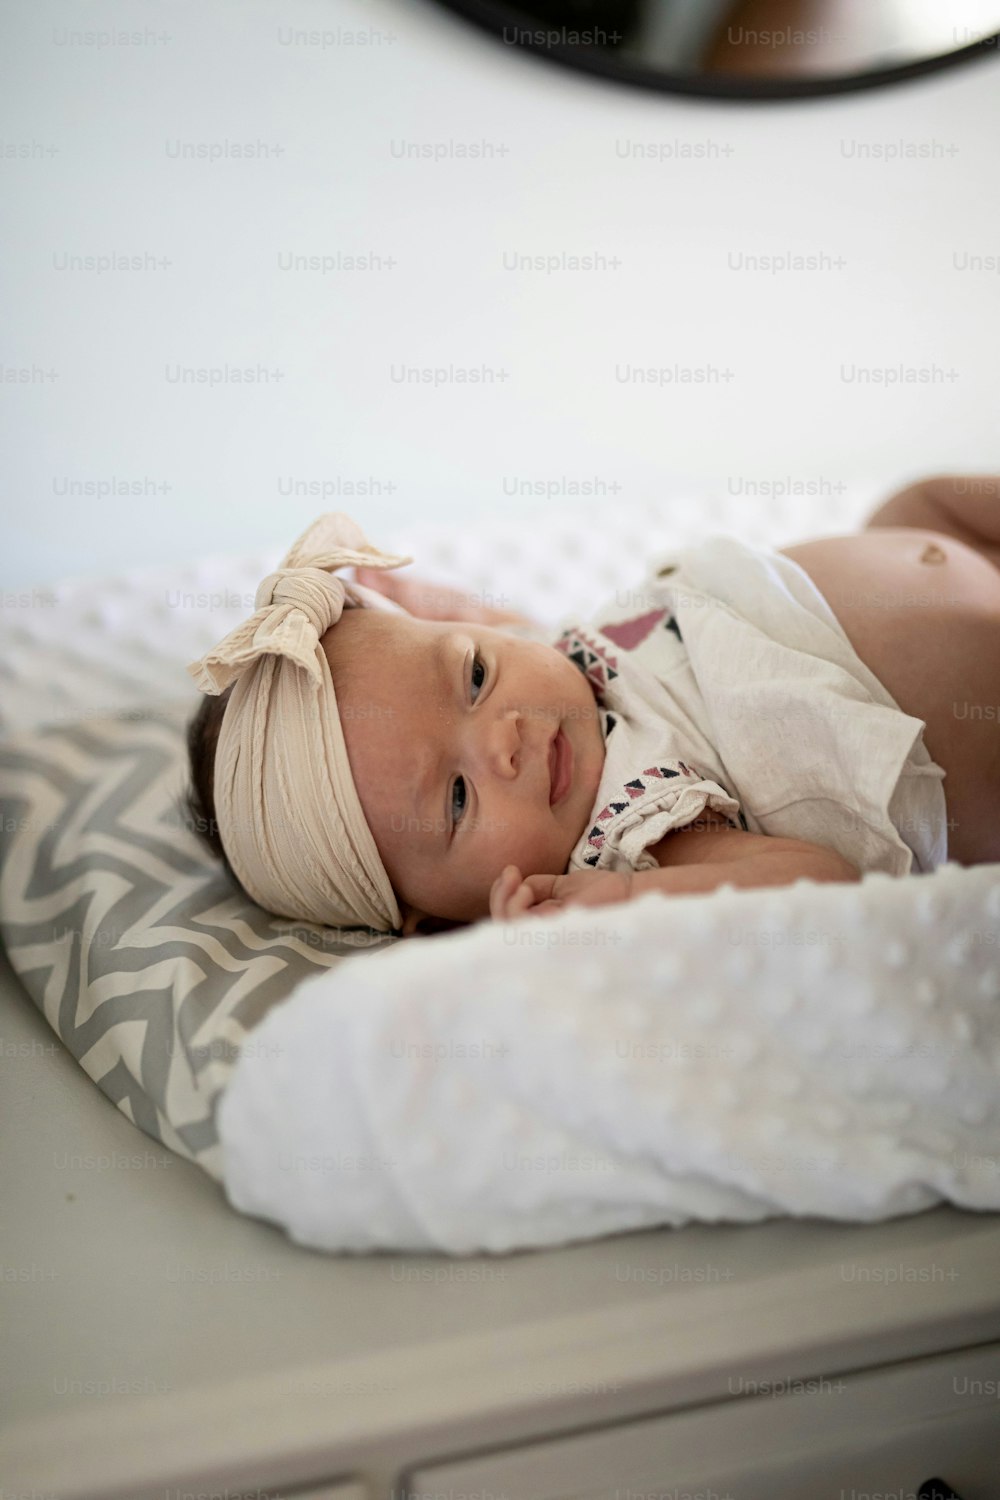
top-left (548, 724), bottom-right (573, 806)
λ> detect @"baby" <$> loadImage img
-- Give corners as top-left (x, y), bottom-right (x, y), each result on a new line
top-left (186, 475), bottom-right (1000, 937)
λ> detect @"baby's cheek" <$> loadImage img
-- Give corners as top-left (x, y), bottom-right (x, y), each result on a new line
top-left (491, 814), bottom-right (569, 879)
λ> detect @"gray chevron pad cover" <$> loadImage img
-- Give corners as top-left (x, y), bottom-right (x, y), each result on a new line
top-left (0, 701), bottom-right (396, 1179)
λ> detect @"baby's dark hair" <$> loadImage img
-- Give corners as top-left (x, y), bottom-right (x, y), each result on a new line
top-left (183, 685), bottom-right (235, 873)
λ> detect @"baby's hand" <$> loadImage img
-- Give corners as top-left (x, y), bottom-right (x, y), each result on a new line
top-left (354, 565), bottom-right (540, 631)
top-left (354, 565), bottom-right (476, 622)
top-left (489, 865), bottom-right (634, 922)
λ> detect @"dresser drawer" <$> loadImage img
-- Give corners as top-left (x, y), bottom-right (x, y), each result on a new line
top-left (407, 1343), bottom-right (1000, 1499)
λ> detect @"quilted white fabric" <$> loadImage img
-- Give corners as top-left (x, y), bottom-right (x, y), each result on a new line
top-left (0, 487), bottom-right (878, 739)
top-left (218, 866), bottom-right (1000, 1255)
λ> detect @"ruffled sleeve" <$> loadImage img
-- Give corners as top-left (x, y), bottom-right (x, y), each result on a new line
top-left (574, 759), bottom-right (744, 873)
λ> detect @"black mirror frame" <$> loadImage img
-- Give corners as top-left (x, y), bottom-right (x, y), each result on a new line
top-left (430, 0), bottom-right (1000, 102)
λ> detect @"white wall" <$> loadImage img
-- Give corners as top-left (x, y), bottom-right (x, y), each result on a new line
top-left (3, 0), bottom-right (999, 588)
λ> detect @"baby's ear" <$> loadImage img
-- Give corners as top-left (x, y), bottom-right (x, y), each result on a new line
top-left (398, 902), bottom-right (466, 939)
top-left (399, 902), bottom-right (425, 938)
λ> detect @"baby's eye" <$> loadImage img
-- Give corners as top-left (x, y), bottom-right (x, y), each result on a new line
top-left (452, 651), bottom-right (486, 828)
top-left (451, 776), bottom-right (467, 824)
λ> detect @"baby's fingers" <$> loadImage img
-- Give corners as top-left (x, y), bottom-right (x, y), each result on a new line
top-left (506, 873), bottom-right (560, 919)
top-left (524, 899), bottom-right (565, 920)
top-left (354, 565), bottom-right (394, 596)
top-left (490, 865), bottom-right (522, 921)
top-left (507, 879), bottom-right (541, 919)
top-left (490, 868), bottom-right (561, 921)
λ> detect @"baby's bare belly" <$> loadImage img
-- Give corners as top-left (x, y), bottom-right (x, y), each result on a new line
top-left (778, 527), bottom-right (1000, 866)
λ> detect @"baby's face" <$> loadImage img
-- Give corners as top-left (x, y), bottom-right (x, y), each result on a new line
top-left (322, 609), bottom-right (606, 929)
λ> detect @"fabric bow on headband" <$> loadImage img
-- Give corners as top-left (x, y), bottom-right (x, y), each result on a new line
top-left (187, 512), bottom-right (413, 934)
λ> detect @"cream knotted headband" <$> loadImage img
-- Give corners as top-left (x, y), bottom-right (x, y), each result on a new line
top-left (187, 513), bottom-right (414, 933)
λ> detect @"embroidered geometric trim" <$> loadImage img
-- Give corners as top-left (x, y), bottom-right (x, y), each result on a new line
top-left (554, 626), bottom-right (619, 702)
top-left (554, 613), bottom-right (683, 702)
top-left (584, 760), bottom-right (710, 867)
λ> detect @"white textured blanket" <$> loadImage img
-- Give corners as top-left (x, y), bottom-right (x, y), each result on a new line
top-left (218, 864), bottom-right (1000, 1255)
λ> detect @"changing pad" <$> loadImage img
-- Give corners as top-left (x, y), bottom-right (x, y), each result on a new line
top-left (5, 486), bottom-right (998, 1256)
top-left (219, 865), bottom-right (1000, 1255)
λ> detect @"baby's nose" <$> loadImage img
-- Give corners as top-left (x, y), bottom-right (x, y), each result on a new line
top-left (481, 708), bottom-right (523, 779)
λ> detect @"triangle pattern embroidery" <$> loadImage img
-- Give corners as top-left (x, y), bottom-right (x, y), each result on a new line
top-left (555, 629), bottom-right (619, 699)
top-left (582, 762), bottom-right (708, 866)
top-left (602, 609), bottom-right (666, 651)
